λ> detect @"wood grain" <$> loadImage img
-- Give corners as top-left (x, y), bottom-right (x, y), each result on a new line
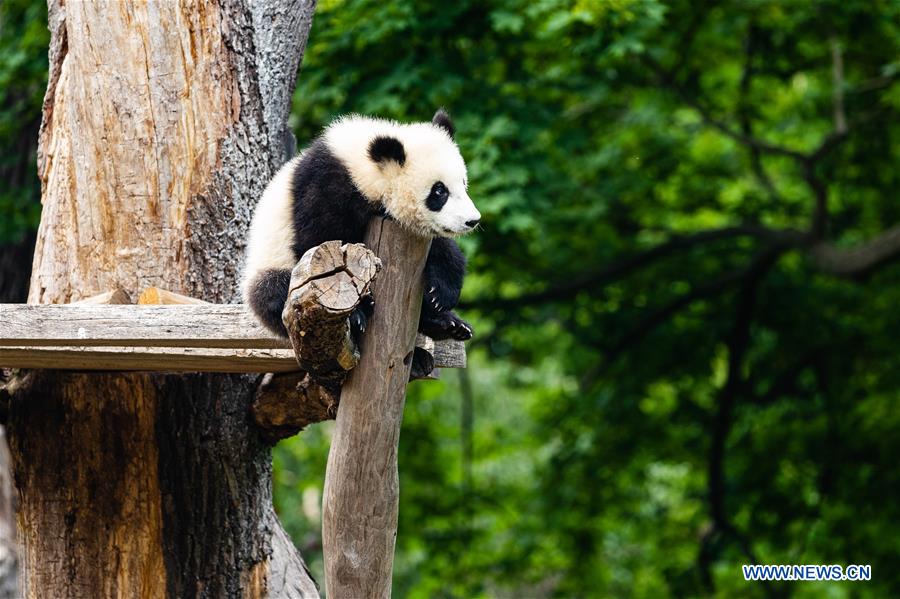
top-left (0, 346), bottom-right (300, 373)
top-left (11, 0), bottom-right (320, 596)
top-left (322, 218), bottom-right (431, 599)
top-left (138, 287), bottom-right (210, 305)
top-left (283, 241), bottom-right (381, 392)
top-left (0, 303), bottom-right (466, 373)
top-left (0, 304), bottom-right (290, 349)
top-left (70, 289), bottom-right (132, 305)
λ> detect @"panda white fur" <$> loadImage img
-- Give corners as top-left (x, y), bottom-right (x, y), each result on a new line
top-left (242, 109), bottom-right (480, 342)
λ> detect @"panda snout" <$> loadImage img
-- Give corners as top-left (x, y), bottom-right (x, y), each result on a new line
top-left (465, 218), bottom-right (480, 228)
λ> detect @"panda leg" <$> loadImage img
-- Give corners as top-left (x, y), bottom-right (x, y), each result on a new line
top-left (246, 268), bottom-right (292, 337)
top-left (418, 238), bottom-right (473, 341)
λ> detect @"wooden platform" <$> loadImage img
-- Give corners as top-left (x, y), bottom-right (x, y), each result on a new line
top-left (0, 303), bottom-right (465, 374)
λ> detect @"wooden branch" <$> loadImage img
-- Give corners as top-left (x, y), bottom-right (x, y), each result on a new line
top-left (252, 372), bottom-right (338, 440)
top-left (322, 218), bottom-right (431, 598)
top-left (282, 241), bottom-right (381, 392)
top-left (428, 333), bottom-right (467, 369)
top-left (808, 223), bottom-right (900, 276)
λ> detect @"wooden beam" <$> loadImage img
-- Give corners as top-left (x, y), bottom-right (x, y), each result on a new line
top-left (0, 304), bottom-right (290, 349)
top-left (252, 372), bottom-right (338, 440)
top-left (0, 302), bottom-right (466, 376)
top-left (138, 287), bottom-right (210, 305)
top-left (0, 346), bottom-right (300, 373)
top-left (322, 218), bottom-right (430, 598)
top-left (0, 340), bottom-right (464, 373)
top-left (431, 333), bottom-right (467, 369)
top-left (70, 289), bottom-right (132, 305)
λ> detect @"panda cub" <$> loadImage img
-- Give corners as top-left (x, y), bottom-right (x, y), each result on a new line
top-left (242, 109), bottom-right (480, 343)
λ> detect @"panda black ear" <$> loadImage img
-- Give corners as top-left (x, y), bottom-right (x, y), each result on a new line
top-left (432, 108), bottom-right (455, 139)
top-left (368, 136), bottom-right (406, 167)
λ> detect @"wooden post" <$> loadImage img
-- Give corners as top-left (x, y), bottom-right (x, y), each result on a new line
top-left (322, 217), bottom-right (431, 598)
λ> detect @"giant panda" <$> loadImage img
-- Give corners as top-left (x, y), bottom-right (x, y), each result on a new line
top-left (242, 109), bottom-right (480, 343)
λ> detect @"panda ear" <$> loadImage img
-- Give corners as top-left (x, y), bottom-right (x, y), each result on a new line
top-left (368, 136), bottom-right (406, 167)
top-left (432, 108), bottom-right (455, 139)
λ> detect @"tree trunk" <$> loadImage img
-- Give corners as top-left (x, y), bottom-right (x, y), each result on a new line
top-left (6, 1), bottom-right (318, 597)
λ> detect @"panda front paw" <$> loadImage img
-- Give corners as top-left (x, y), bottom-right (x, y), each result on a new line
top-left (423, 283), bottom-right (459, 315)
top-left (419, 310), bottom-right (473, 341)
top-left (349, 294), bottom-right (375, 343)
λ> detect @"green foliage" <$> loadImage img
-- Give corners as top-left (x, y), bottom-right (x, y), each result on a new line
top-left (2, 0), bottom-right (898, 595)
top-left (0, 0), bottom-right (47, 244)
top-left (277, 0), bottom-right (900, 597)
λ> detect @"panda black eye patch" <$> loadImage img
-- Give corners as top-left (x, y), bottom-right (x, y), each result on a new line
top-left (426, 182), bottom-right (449, 211)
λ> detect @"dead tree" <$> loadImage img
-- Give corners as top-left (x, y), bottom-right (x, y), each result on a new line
top-left (5, 1), bottom-right (319, 597)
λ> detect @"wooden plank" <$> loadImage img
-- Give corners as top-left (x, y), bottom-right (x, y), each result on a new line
top-left (0, 304), bottom-right (291, 349)
top-left (0, 303), bottom-right (466, 373)
top-left (70, 289), bottom-right (132, 305)
top-left (0, 346), bottom-right (300, 373)
top-left (0, 337), bottom-right (462, 373)
top-left (416, 333), bottom-right (466, 369)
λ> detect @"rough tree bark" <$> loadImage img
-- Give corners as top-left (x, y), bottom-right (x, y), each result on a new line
top-left (6, 1), bottom-right (318, 597)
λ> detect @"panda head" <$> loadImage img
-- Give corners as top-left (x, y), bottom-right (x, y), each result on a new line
top-left (367, 109), bottom-right (481, 237)
top-left (327, 110), bottom-right (481, 238)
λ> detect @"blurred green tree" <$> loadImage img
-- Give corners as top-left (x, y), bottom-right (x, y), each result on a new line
top-left (0, 0), bottom-right (47, 301)
top-left (2, 0), bottom-right (900, 596)
top-left (276, 0), bottom-right (900, 597)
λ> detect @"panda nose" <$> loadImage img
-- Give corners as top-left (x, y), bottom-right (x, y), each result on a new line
top-left (465, 218), bottom-right (480, 228)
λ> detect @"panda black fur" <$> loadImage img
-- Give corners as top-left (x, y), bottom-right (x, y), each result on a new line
top-left (242, 109), bottom-right (480, 342)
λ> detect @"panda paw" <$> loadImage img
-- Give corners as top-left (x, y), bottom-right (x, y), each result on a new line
top-left (419, 310), bottom-right (473, 341)
top-left (423, 283), bottom-right (459, 315)
top-left (349, 294), bottom-right (375, 343)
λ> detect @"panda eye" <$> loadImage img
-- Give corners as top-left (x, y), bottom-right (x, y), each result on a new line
top-left (432, 182), bottom-right (448, 197)
top-left (426, 182), bottom-right (450, 212)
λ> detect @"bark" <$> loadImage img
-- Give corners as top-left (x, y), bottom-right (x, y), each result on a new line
top-left (283, 241), bottom-right (381, 392)
top-left (7, 1), bottom-right (318, 597)
top-left (0, 426), bottom-right (17, 599)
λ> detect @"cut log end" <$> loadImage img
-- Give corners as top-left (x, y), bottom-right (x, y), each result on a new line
top-left (282, 241), bottom-right (382, 393)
